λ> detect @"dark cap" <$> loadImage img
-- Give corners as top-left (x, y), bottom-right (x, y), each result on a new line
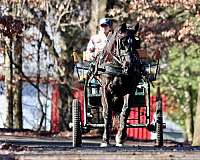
top-left (99, 18), bottom-right (112, 26)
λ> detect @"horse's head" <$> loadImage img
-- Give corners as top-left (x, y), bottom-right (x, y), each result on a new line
top-left (116, 23), bottom-right (140, 73)
top-left (103, 22), bottom-right (140, 74)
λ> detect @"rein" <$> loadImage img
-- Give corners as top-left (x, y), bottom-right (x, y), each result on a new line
top-left (94, 38), bottom-right (131, 76)
top-left (93, 25), bottom-right (139, 76)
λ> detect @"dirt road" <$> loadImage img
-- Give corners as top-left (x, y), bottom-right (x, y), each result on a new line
top-left (0, 136), bottom-right (199, 160)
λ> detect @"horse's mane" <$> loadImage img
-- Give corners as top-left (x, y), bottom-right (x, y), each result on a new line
top-left (103, 24), bottom-right (127, 55)
top-left (94, 22), bottom-right (140, 73)
top-left (101, 23), bottom-right (139, 64)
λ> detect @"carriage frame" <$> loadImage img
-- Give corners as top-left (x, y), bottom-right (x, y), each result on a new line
top-left (72, 50), bottom-right (165, 147)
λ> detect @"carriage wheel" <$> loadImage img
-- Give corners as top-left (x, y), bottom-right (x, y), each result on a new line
top-left (72, 99), bottom-right (82, 147)
top-left (156, 92), bottom-right (163, 147)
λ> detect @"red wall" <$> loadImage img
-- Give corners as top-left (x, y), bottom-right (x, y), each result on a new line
top-left (127, 96), bottom-right (167, 140)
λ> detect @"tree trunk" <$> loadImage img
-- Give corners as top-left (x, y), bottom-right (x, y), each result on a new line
top-left (13, 38), bottom-right (23, 129)
top-left (58, 51), bottom-right (74, 131)
top-left (4, 40), bottom-right (14, 128)
top-left (89, 0), bottom-right (107, 36)
top-left (59, 84), bottom-right (71, 131)
top-left (106, 0), bottom-right (114, 11)
top-left (192, 83), bottom-right (200, 145)
top-left (184, 87), bottom-right (194, 143)
top-left (36, 33), bottom-right (45, 132)
top-left (182, 49), bottom-right (194, 143)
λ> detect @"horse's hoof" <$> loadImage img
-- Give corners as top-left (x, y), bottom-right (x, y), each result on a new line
top-left (100, 142), bottom-right (109, 147)
top-left (115, 135), bottom-right (125, 147)
top-left (116, 143), bottom-right (123, 147)
top-left (115, 135), bottom-right (121, 143)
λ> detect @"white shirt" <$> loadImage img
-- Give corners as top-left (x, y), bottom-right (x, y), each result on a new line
top-left (84, 32), bottom-right (108, 61)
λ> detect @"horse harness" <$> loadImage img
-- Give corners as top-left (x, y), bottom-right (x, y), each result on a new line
top-left (93, 29), bottom-right (143, 77)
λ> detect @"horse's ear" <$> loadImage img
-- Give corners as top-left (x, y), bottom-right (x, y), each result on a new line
top-left (134, 23), bottom-right (139, 34)
top-left (121, 23), bottom-right (127, 33)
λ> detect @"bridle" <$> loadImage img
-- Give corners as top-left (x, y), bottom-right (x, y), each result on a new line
top-left (93, 24), bottom-right (140, 76)
top-left (110, 30), bottom-right (138, 74)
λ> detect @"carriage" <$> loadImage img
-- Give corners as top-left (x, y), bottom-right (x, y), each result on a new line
top-left (72, 24), bottom-right (165, 147)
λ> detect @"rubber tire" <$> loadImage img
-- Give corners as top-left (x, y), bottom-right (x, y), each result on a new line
top-left (72, 99), bottom-right (82, 147)
top-left (156, 99), bottom-right (163, 147)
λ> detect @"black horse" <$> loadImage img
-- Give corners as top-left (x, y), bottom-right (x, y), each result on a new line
top-left (94, 23), bottom-right (148, 147)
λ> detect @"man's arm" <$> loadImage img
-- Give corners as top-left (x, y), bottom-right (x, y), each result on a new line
top-left (84, 37), bottom-right (95, 61)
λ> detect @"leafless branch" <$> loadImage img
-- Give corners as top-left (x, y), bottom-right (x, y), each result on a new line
top-left (60, 19), bottom-right (88, 27)
top-left (55, 0), bottom-right (72, 31)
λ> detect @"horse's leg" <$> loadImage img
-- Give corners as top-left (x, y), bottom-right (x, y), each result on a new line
top-left (115, 94), bottom-right (131, 146)
top-left (101, 85), bottom-right (112, 147)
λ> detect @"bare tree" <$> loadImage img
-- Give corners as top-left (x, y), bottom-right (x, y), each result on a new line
top-left (13, 37), bottom-right (23, 129)
top-left (1, 0), bottom-right (92, 131)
